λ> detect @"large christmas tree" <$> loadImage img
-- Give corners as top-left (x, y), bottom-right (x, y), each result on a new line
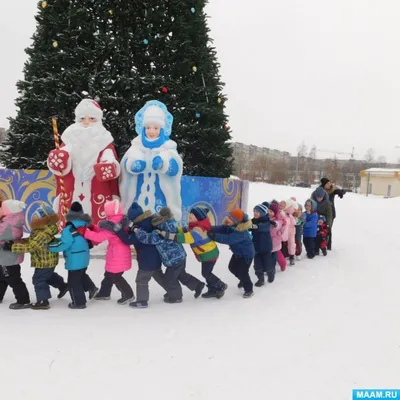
top-left (2, 0), bottom-right (232, 177)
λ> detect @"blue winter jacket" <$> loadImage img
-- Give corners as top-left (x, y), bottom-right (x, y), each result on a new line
top-left (135, 218), bottom-right (186, 268)
top-left (302, 212), bottom-right (318, 238)
top-left (210, 218), bottom-right (255, 259)
top-left (251, 216), bottom-right (272, 254)
top-left (112, 214), bottom-right (162, 271)
top-left (48, 212), bottom-right (91, 270)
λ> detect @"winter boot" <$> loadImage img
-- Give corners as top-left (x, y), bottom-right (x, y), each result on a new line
top-left (267, 273), bottom-right (275, 283)
top-left (201, 290), bottom-right (217, 299)
top-left (129, 301), bottom-right (148, 309)
top-left (215, 283), bottom-right (228, 299)
top-left (194, 282), bottom-right (206, 299)
top-left (89, 287), bottom-right (99, 300)
top-left (94, 295), bottom-right (111, 301)
top-left (164, 297), bottom-right (183, 304)
top-left (9, 302), bottom-right (31, 310)
top-left (255, 276), bottom-right (265, 287)
top-left (237, 282), bottom-right (243, 289)
top-left (322, 248), bottom-right (327, 256)
top-left (280, 264), bottom-right (287, 272)
top-left (57, 285), bottom-right (69, 299)
top-left (243, 291), bottom-right (254, 299)
top-left (31, 300), bottom-right (50, 310)
top-left (315, 250), bottom-right (320, 256)
top-left (117, 295), bottom-right (135, 305)
top-left (289, 256), bottom-right (295, 266)
top-left (68, 303), bottom-right (86, 310)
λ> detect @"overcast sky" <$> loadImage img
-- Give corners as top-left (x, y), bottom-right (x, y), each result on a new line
top-left (1, 0), bottom-right (400, 161)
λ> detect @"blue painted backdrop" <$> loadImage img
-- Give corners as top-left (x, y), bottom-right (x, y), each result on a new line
top-left (0, 169), bottom-right (249, 232)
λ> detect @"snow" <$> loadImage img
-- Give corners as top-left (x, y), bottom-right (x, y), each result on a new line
top-left (1, 182), bottom-right (400, 400)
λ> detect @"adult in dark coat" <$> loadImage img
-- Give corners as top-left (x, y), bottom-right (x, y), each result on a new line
top-left (319, 178), bottom-right (345, 250)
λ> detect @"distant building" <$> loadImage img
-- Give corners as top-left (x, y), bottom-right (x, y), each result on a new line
top-left (360, 168), bottom-right (400, 197)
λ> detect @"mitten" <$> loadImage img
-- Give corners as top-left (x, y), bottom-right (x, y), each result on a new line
top-left (2, 241), bottom-right (13, 251)
top-left (94, 163), bottom-right (118, 182)
top-left (128, 159), bottom-right (146, 174)
top-left (207, 232), bottom-right (216, 240)
top-left (77, 226), bottom-right (87, 236)
top-left (48, 149), bottom-right (70, 173)
top-left (152, 156), bottom-right (163, 171)
top-left (251, 224), bottom-right (259, 230)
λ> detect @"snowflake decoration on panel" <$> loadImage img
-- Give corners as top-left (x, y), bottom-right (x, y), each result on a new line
top-left (204, 180), bottom-right (225, 205)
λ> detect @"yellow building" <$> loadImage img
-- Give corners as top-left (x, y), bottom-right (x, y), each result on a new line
top-left (359, 168), bottom-right (400, 197)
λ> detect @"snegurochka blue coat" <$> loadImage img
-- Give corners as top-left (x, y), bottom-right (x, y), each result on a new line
top-left (49, 211), bottom-right (91, 270)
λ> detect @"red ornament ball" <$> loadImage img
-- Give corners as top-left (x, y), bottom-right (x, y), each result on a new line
top-left (161, 87), bottom-right (168, 93)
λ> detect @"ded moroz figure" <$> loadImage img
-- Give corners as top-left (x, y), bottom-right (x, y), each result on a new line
top-left (119, 100), bottom-right (183, 221)
top-left (47, 99), bottom-right (120, 227)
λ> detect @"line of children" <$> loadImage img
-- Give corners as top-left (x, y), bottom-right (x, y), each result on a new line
top-left (0, 191), bottom-right (333, 309)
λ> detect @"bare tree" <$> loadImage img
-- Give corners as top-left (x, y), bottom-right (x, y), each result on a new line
top-left (297, 141), bottom-right (308, 157)
top-left (364, 148), bottom-right (375, 164)
top-left (248, 155), bottom-right (271, 181)
top-left (376, 155), bottom-right (387, 167)
top-left (270, 159), bottom-right (288, 184)
top-left (308, 145), bottom-right (317, 160)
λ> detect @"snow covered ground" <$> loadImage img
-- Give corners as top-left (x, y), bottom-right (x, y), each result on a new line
top-left (1, 182), bottom-right (399, 400)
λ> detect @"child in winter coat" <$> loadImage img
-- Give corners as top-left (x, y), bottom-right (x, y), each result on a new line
top-left (208, 209), bottom-right (255, 298)
top-left (268, 201), bottom-right (284, 279)
top-left (294, 204), bottom-right (305, 260)
top-left (135, 207), bottom-right (205, 304)
top-left (49, 202), bottom-right (98, 309)
top-left (101, 202), bottom-right (165, 309)
top-left (315, 215), bottom-right (329, 256)
top-left (284, 198), bottom-right (298, 266)
top-left (5, 205), bottom-right (68, 310)
top-left (157, 206), bottom-right (227, 299)
top-left (251, 203), bottom-right (274, 287)
top-left (311, 187), bottom-right (333, 229)
top-left (302, 200), bottom-right (318, 259)
top-left (279, 200), bottom-right (289, 258)
top-left (0, 200), bottom-right (31, 309)
top-left (78, 199), bottom-right (134, 305)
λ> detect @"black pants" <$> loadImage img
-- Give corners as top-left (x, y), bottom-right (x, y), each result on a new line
top-left (68, 268), bottom-right (96, 306)
top-left (98, 271), bottom-right (134, 299)
top-left (0, 265), bottom-right (30, 304)
top-left (254, 252), bottom-right (273, 280)
top-left (164, 263), bottom-right (184, 301)
top-left (228, 255), bottom-right (253, 293)
top-left (327, 220), bottom-right (334, 250)
top-left (201, 261), bottom-right (223, 292)
top-left (303, 237), bottom-right (316, 259)
top-left (136, 269), bottom-right (166, 302)
top-left (281, 242), bottom-right (289, 258)
top-left (178, 260), bottom-right (203, 292)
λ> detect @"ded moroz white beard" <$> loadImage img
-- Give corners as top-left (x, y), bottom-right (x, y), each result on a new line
top-left (61, 122), bottom-right (114, 182)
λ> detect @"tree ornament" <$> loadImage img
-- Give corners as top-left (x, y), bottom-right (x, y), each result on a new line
top-left (195, 112), bottom-right (201, 118)
top-left (52, 40), bottom-right (58, 48)
top-left (161, 87), bottom-right (168, 93)
top-left (217, 97), bottom-right (222, 104)
top-left (108, 10), bottom-right (113, 15)
top-left (191, 7), bottom-right (195, 13)
top-left (41, 1), bottom-right (48, 8)
top-left (143, 39), bottom-right (149, 45)
top-left (192, 66), bottom-right (197, 72)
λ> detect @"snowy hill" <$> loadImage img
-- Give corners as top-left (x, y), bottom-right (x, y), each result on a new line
top-left (1, 182), bottom-right (399, 400)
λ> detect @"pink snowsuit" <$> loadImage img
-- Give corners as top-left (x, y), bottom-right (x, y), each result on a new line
top-left (0, 211), bottom-right (25, 266)
top-left (285, 207), bottom-right (297, 256)
top-left (270, 216), bottom-right (287, 271)
top-left (84, 201), bottom-right (132, 273)
top-left (280, 211), bottom-right (289, 242)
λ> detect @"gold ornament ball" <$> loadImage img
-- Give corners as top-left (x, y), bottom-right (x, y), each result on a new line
top-left (192, 66), bottom-right (197, 72)
top-left (108, 9), bottom-right (113, 15)
top-left (41, 1), bottom-right (48, 8)
top-left (217, 97), bottom-right (222, 104)
top-left (52, 41), bottom-right (58, 48)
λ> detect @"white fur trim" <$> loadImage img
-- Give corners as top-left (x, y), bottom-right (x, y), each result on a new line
top-left (100, 148), bottom-right (121, 177)
top-left (143, 105), bottom-right (165, 128)
top-left (75, 99), bottom-right (103, 121)
top-left (159, 150), bottom-right (173, 174)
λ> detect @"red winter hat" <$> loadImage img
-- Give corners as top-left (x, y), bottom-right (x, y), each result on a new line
top-left (228, 209), bottom-right (245, 224)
